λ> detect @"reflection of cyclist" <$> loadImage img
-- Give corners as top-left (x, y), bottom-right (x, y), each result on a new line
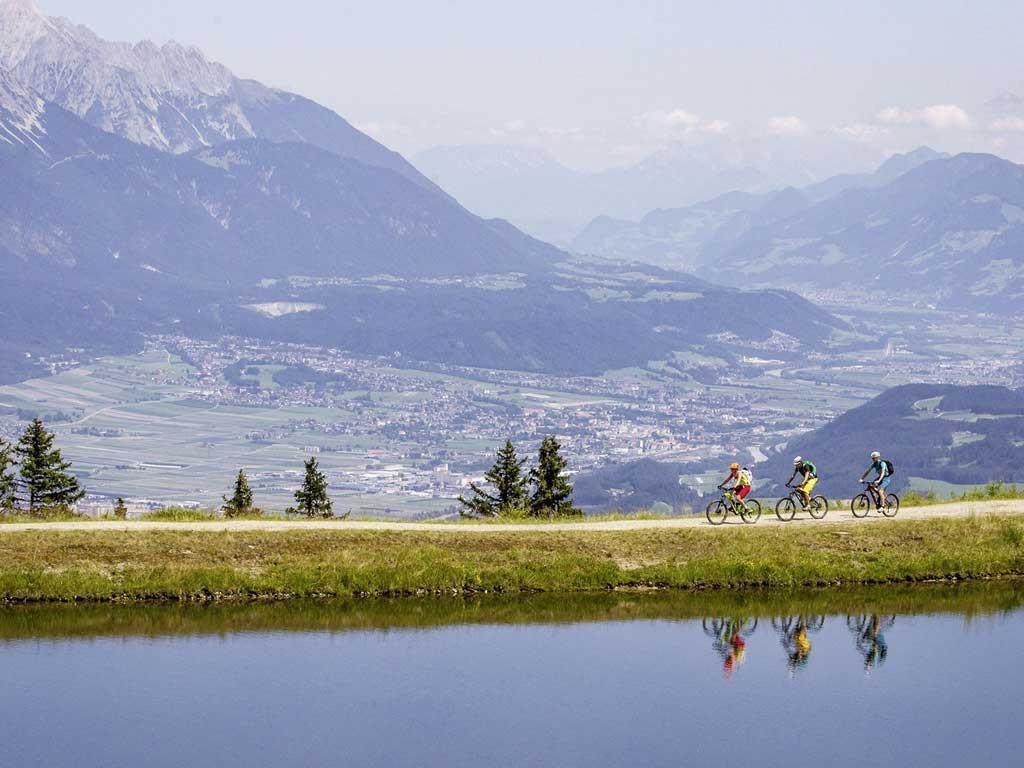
top-left (855, 614), bottom-right (892, 673)
top-left (721, 632), bottom-right (747, 679)
top-left (859, 451), bottom-right (892, 508)
top-left (705, 618), bottom-right (757, 679)
top-left (718, 462), bottom-right (752, 510)
top-left (775, 616), bottom-right (817, 674)
top-left (786, 457), bottom-right (818, 508)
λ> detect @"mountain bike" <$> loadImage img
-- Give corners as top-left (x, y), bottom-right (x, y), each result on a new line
top-left (851, 481), bottom-right (900, 518)
top-left (775, 484), bottom-right (829, 521)
top-left (706, 490), bottom-right (762, 525)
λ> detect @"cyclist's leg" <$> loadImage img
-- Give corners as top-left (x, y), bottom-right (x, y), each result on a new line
top-left (736, 485), bottom-right (751, 509)
top-left (879, 477), bottom-right (892, 506)
top-left (800, 477), bottom-right (817, 507)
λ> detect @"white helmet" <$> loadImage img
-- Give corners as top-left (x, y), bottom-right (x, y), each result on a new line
top-left (793, 456), bottom-right (803, 465)
top-left (871, 451), bottom-right (881, 460)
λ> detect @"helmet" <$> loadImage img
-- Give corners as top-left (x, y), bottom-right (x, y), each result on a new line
top-left (730, 462), bottom-right (740, 470)
top-left (793, 456), bottom-right (803, 465)
top-left (871, 451), bottom-right (881, 460)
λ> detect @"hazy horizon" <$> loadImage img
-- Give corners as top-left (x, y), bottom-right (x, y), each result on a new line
top-left (30, 0), bottom-right (1024, 170)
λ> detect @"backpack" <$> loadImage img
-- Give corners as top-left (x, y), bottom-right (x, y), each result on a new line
top-left (739, 468), bottom-right (753, 486)
top-left (883, 459), bottom-right (895, 476)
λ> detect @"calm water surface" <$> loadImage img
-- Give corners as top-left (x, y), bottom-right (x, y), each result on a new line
top-left (1, 586), bottom-right (1021, 768)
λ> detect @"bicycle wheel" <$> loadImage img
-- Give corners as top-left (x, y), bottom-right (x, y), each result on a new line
top-left (740, 499), bottom-right (762, 524)
top-left (851, 493), bottom-right (871, 518)
top-left (882, 493), bottom-right (900, 518)
top-left (809, 495), bottom-right (829, 519)
top-left (706, 500), bottom-right (728, 525)
top-left (775, 497), bottom-right (797, 522)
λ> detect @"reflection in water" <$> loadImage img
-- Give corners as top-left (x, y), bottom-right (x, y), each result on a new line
top-left (772, 615), bottom-right (826, 675)
top-left (1, 583), bottom-right (1022, 768)
top-left (702, 617), bottom-right (758, 678)
top-left (848, 614), bottom-right (895, 673)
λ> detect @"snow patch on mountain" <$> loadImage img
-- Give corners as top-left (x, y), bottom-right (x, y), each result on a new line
top-left (0, 63), bottom-right (47, 153)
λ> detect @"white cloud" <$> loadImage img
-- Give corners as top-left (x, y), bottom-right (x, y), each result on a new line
top-left (991, 116), bottom-right (1024, 132)
top-left (876, 103), bottom-right (971, 130)
top-left (766, 115), bottom-right (807, 135)
top-left (635, 109), bottom-right (731, 136)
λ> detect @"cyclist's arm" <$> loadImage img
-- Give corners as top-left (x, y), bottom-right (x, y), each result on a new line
top-left (785, 471), bottom-right (796, 486)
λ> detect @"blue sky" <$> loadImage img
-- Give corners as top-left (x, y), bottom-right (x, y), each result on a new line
top-left (35, 0), bottom-right (1024, 167)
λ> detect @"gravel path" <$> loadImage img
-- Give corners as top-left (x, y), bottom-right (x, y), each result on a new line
top-left (1, 499), bottom-right (1022, 534)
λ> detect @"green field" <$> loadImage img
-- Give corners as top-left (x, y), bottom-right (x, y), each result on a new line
top-left (0, 349), bottom-right (450, 516)
top-left (1, 515), bottom-right (1022, 602)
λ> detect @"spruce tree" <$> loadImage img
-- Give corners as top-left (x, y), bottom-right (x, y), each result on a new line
top-left (289, 457), bottom-right (333, 518)
top-left (15, 419), bottom-right (84, 513)
top-left (529, 436), bottom-right (578, 518)
top-left (114, 497), bottom-right (128, 520)
top-left (0, 438), bottom-right (16, 511)
top-left (222, 469), bottom-right (255, 518)
top-left (459, 440), bottom-right (529, 518)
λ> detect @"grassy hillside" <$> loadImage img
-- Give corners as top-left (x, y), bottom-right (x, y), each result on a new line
top-left (2, 514), bottom-right (1022, 602)
top-left (757, 384), bottom-right (1024, 498)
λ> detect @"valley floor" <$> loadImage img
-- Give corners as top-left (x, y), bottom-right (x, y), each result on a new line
top-left (1, 501), bottom-right (1022, 603)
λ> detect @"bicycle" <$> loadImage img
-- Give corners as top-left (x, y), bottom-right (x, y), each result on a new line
top-left (706, 489), bottom-right (762, 525)
top-left (851, 480), bottom-right (900, 518)
top-left (775, 484), bottom-right (829, 522)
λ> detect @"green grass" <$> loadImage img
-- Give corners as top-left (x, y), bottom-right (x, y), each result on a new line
top-left (901, 482), bottom-right (1024, 508)
top-left (1, 514), bottom-right (1023, 603)
top-left (140, 507), bottom-right (220, 522)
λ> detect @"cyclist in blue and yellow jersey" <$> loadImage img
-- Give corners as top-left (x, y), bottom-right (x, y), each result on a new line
top-left (786, 457), bottom-right (818, 509)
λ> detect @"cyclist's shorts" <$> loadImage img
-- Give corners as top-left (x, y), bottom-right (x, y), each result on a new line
top-left (736, 485), bottom-right (751, 500)
top-left (800, 477), bottom-right (819, 495)
top-left (879, 476), bottom-right (892, 490)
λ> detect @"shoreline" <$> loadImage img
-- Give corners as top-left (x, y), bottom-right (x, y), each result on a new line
top-left (1, 510), bottom-right (1023, 604)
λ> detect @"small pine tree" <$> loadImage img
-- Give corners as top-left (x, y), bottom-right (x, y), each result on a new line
top-left (529, 436), bottom-right (578, 518)
top-left (222, 469), bottom-right (255, 518)
top-left (0, 438), bottom-right (16, 511)
top-left (460, 440), bottom-right (529, 518)
top-left (288, 457), bottom-right (333, 518)
top-left (15, 418), bottom-right (84, 514)
top-left (114, 497), bottom-right (128, 520)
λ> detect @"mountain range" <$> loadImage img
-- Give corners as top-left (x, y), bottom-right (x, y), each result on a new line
top-left (572, 148), bottom-right (947, 271)
top-left (0, 0), bottom-right (438, 194)
top-left (414, 136), bottom-right (886, 245)
top-left (0, 1), bottom-right (846, 382)
top-left (575, 148), bottom-right (1024, 312)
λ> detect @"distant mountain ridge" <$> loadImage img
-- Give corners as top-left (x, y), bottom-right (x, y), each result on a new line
top-left (414, 136), bottom-right (885, 243)
top-left (572, 148), bottom-right (947, 271)
top-left (0, 66), bottom-right (847, 382)
top-left (0, 0), bottom-right (440, 194)
top-left (755, 384), bottom-right (1024, 498)
top-left (701, 152), bottom-right (1024, 309)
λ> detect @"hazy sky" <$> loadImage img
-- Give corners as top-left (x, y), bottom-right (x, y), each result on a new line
top-left (35, 0), bottom-right (1024, 168)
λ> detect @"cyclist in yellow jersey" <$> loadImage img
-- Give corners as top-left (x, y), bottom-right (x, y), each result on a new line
top-left (717, 462), bottom-right (752, 511)
top-left (785, 456), bottom-right (818, 509)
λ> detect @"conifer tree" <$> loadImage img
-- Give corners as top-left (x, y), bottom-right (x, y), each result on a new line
top-left (114, 497), bottom-right (128, 520)
top-left (459, 440), bottom-right (529, 518)
top-left (15, 418), bottom-right (84, 513)
top-left (222, 469), bottom-right (255, 518)
top-left (288, 457), bottom-right (333, 518)
top-left (529, 436), bottom-right (578, 518)
top-left (0, 438), bottom-right (16, 511)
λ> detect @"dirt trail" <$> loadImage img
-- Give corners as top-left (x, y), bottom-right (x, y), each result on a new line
top-left (2, 499), bottom-right (1023, 534)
